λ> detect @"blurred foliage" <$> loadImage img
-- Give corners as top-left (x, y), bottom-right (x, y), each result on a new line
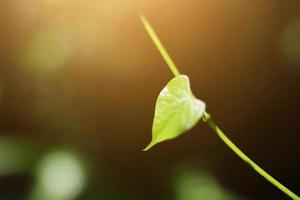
top-left (30, 149), bottom-right (87, 200)
top-left (281, 17), bottom-right (300, 67)
top-left (0, 136), bottom-right (39, 175)
top-left (173, 166), bottom-right (244, 200)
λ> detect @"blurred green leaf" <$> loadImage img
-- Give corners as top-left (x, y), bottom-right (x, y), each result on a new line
top-left (0, 137), bottom-right (38, 175)
top-left (144, 75), bottom-right (205, 150)
top-left (30, 150), bottom-right (87, 200)
top-left (173, 167), bottom-right (243, 200)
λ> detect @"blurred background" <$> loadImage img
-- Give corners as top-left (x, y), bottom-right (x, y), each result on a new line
top-left (0, 0), bottom-right (300, 199)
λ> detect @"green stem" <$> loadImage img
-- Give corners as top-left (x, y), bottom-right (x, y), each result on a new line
top-left (140, 14), bottom-right (299, 199)
top-left (203, 112), bottom-right (300, 200)
top-left (140, 15), bottom-right (180, 77)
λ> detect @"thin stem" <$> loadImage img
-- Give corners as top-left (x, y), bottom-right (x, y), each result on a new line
top-left (140, 14), bottom-right (299, 199)
top-left (140, 15), bottom-right (181, 77)
top-left (203, 112), bottom-right (300, 200)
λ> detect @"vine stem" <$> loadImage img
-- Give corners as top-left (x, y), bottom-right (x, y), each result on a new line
top-left (203, 112), bottom-right (300, 200)
top-left (140, 14), bottom-right (299, 199)
top-left (140, 15), bottom-right (180, 77)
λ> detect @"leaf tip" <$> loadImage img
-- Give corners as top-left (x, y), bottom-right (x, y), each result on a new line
top-left (143, 141), bottom-right (157, 151)
top-left (142, 147), bottom-right (150, 152)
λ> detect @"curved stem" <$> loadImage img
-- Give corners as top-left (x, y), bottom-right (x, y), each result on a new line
top-left (140, 14), bottom-right (299, 199)
top-left (140, 15), bottom-right (180, 77)
top-left (203, 112), bottom-right (300, 200)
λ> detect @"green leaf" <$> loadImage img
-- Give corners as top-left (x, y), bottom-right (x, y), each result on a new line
top-left (144, 75), bottom-right (206, 151)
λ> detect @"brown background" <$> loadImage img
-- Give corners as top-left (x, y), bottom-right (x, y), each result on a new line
top-left (0, 0), bottom-right (300, 199)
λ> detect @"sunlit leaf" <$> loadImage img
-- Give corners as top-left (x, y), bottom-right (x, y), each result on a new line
top-left (144, 75), bottom-right (205, 151)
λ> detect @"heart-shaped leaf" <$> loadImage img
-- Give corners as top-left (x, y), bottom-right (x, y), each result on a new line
top-left (144, 75), bottom-right (206, 151)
